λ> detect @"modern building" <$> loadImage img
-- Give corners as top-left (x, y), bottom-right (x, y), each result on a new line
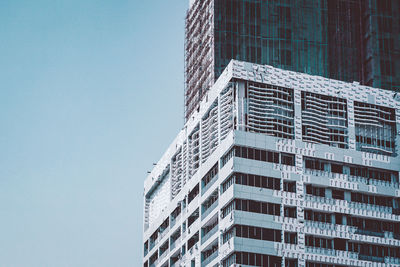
top-left (143, 60), bottom-right (400, 267)
top-left (184, 0), bottom-right (400, 121)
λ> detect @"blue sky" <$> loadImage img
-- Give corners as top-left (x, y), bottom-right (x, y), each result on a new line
top-left (0, 1), bottom-right (187, 266)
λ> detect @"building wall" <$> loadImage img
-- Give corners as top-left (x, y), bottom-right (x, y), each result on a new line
top-left (144, 60), bottom-right (400, 267)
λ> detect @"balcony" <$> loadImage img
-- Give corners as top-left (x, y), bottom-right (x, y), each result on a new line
top-left (170, 236), bottom-right (181, 252)
top-left (158, 248), bottom-right (169, 263)
top-left (348, 201), bottom-right (392, 214)
top-left (202, 199), bottom-right (218, 220)
top-left (355, 229), bottom-right (384, 238)
top-left (304, 220), bottom-right (357, 236)
top-left (149, 241), bottom-right (156, 252)
top-left (305, 246), bottom-right (358, 259)
top-left (201, 249), bottom-right (218, 267)
top-left (304, 169), bottom-right (400, 189)
top-left (359, 254), bottom-right (384, 263)
top-left (170, 214), bottom-right (181, 228)
top-left (304, 194), bottom-right (337, 206)
top-left (305, 246), bottom-right (335, 256)
top-left (202, 174), bottom-right (218, 196)
top-left (159, 227), bottom-right (170, 241)
top-left (201, 224), bottom-right (218, 245)
top-left (181, 229), bottom-right (187, 240)
top-left (348, 175), bottom-right (399, 189)
top-left (170, 259), bottom-right (181, 267)
top-left (385, 257), bottom-right (400, 265)
top-left (304, 168), bottom-right (333, 179)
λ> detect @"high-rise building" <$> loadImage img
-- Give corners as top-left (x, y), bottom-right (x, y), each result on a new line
top-left (143, 60), bottom-right (400, 267)
top-left (184, 0), bottom-right (400, 121)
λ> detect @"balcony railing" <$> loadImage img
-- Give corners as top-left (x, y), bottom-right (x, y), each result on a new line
top-left (170, 236), bottom-right (181, 251)
top-left (181, 229), bottom-right (187, 240)
top-left (170, 214), bottom-right (181, 228)
top-left (385, 257), bottom-right (400, 265)
top-left (202, 200), bottom-right (218, 220)
top-left (202, 174), bottom-right (218, 196)
top-left (304, 220), bottom-right (357, 234)
top-left (355, 229), bottom-right (384, 237)
top-left (348, 201), bottom-right (392, 214)
top-left (305, 246), bottom-right (358, 259)
top-left (304, 194), bottom-right (336, 205)
top-left (305, 246), bottom-right (335, 256)
top-left (304, 168), bottom-right (333, 178)
top-left (149, 241), bottom-right (156, 251)
top-left (359, 254), bottom-right (384, 263)
top-left (201, 224), bottom-right (218, 245)
top-left (158, 248), bottom-right (169, 262)
top-left (170, 258), bottom-right (183, 267)
top-left (201, 249), bottom-right (218, 267)
top-left (159, 226), bottom-right (170, 240)
top-left (304, 168), bottom-right (399, 189)
top-left (304, 195), bottom-right (394, 219)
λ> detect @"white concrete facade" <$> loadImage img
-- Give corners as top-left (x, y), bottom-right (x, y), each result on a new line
top-left (143, 60), bottom-right (400, 267)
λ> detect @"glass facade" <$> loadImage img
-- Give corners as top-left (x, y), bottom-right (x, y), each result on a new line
top-left (185, 0), bottom-right (400, 120)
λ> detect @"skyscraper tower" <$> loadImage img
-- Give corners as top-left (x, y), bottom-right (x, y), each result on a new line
top-left (184, 0), bottom-right (400, 121)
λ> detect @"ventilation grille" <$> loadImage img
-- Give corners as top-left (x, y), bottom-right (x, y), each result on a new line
top-left (301, 91), bottom-right (348, 148)
top-left (354, 102), bottom-right (396, 155)
top-left (188, 125), bottom-right (200, 178)
top-left (201, 100), bottom-right (219, 163)
top-left (171, 148), bottom-right (183, 200)
top-left (182, 141), bottom-right (188, 187)
top-left (246, 82), bottom-right (294, 139)
top-left (220, 83), bottom-right (234, 141)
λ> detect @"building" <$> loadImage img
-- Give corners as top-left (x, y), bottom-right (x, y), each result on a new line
top-left (184, 0), bottom-right (400, 121)
top-left (143, 60), bottom-right (400, 267)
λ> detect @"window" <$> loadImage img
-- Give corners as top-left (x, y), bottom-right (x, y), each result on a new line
top-left (381, 59), bottom-right (394, 76)
top-left (351, 192), bottom-right (393, 207)
top-left (332, 189), bottom-right (344, 200)
top-left (235, 199), bottom-right (280, 216)
top-left (231, 173), bottom-right (281, 191)
top-left (234, 224), bottom-right (281, 242)
top-left (305, 235), bottom-right (333, 249)
top-left (278, 6), bottom-right (291, 23)
top-left (281, 153), bottom-right (295, 166)
top-left (188, 208), bottom-right (199, 227)
top-left (284, 206), bottom-right (297, 218)
top-left (232, 145), bottom-right (295, 165)
top-left (304, 209), bottom-right (331, 223)
top-left (284, 232), bottom-right (298, 244)
top-left (202, 163), bottom-right (218, 188)
top-left (221, 200), bottom-right (235, 219)
top-left (331, 163), bottom-right (343, 174)
top-left (334, 238), bottom-right (346, 251)
top-left (285, 258), bottom-right (298, 267)
top-left (222, 198), bottom-right (281, 218)
top-left (283, 181), bottom-right (296, 193)
top-left (221, 174), bottom-right (235, 193)
top-left (306, 185), bottom-right (325, 197)
top-left (188, 184), bottom-right (199, 203)
top-left (281, 50), bottom-right (292, 66)
top-left (221, 146), bottom-right (235, 167)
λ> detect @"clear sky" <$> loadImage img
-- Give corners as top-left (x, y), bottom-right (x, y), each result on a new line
top-left (0, 1), bottom-right (188, 266)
